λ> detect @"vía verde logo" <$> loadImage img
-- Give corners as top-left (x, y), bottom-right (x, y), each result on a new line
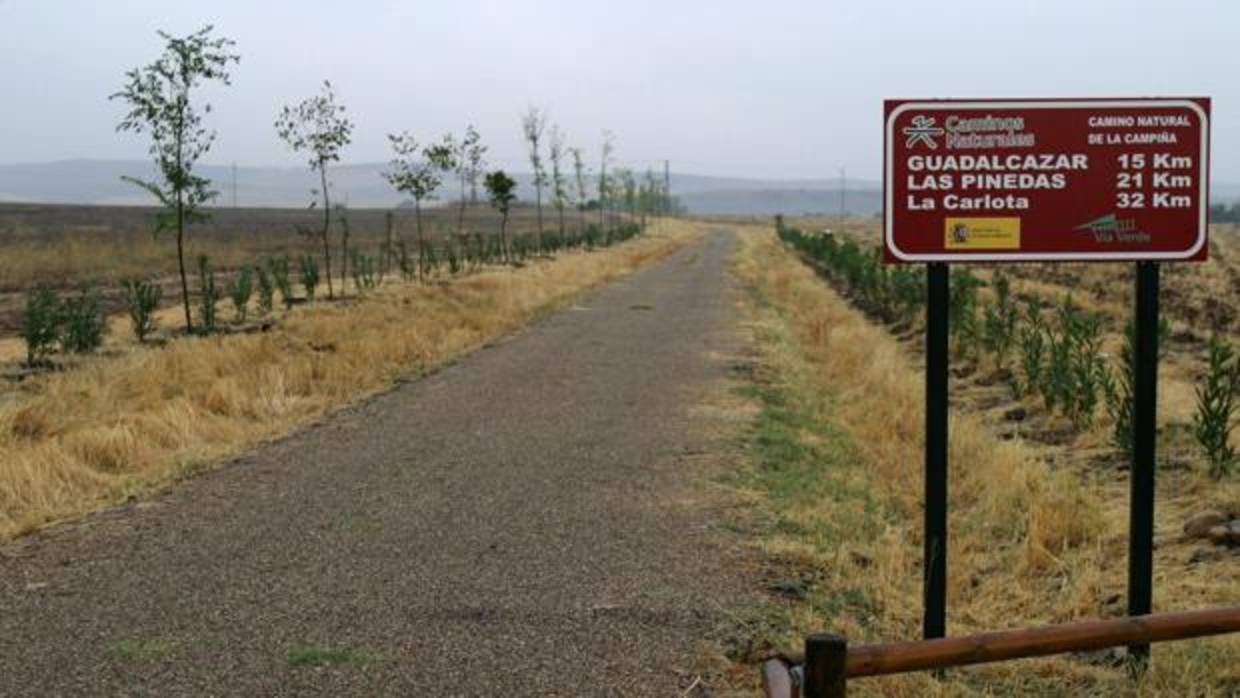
top-left (1074, 213), bottom-right (1137, 235)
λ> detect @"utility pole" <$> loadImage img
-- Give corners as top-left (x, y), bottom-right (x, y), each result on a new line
top-left (232, 162), bottom-right (238, 208)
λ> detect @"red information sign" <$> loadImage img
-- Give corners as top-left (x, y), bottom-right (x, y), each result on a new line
top-left (884, 98), bottom-right (1210, 263)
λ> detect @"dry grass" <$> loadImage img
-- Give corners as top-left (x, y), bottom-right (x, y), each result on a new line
top-left (725, 228), bottom-right (1240, 696)
top-left (0, 218), bottom-right (703, 541)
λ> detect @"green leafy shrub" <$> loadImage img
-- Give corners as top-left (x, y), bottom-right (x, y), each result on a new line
top-left (268, 256), bottom-right (293, 309)
top-left (1017, 298), bottom-right (1046, 397)
top-left (197, 255), bottom-right (220, 334)
top-left (60, 287), bottom-right (106, 353)
top-left (981, 271), bottom-right (1018, 369)
top-left (226, 266), bottom-right (253, 323)
top-left (21, 288), bottom-right (62, 366)
top-left (949, 268), bottom-right (982, 360)
top-left (396, 241), bottom-right (415, 282)
top-left (255, 264), bottom-right (274, 316)
top-left (300, 254), bottom-right (320, 301)
top-left (121, 278), bottom-right (162, 342)
top-left (350, 249), bottom-right (378, 293)
top-left (1193, 336), bottom-right (1240, 479)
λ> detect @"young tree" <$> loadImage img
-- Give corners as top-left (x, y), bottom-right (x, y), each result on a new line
top-left (112, 26), bottom-right (239, 333)
top-left (484, 170), bottom-right (517, 262)
top-left (641, 168), bottom-right (659, 229)
top-left (598, 130), bottom-right (614, 231)
top-left (452, 125), bottom-right (486, 236)
top-left (521, 107), bottom-right (548, 245)
top-left (570, 146), bottom-right (589, 234)
top-left (275, 80), bottom-right (354, 300)
top-left (620, 168), bottom-right (637, 219)
top-left (464, 126), bottom-right (488, 205)
top-left (548, 125), bottom-right (569, 243)
top-left (383, 132), bottom-right (454, 282)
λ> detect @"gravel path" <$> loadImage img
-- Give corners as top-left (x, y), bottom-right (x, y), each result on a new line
top-left (0, 230), bottom-right (749, 696)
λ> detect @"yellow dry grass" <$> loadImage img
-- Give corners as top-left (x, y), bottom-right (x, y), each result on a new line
top-left (727, 228), bottom-right (1240, 696)
top-left (0, 219), bottom-right (704, 541)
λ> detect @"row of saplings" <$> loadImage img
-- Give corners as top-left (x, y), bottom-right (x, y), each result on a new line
top-left (20, 219), bottom-right (643, 368)
top-left (776, 218), bottom-right (1240, 480)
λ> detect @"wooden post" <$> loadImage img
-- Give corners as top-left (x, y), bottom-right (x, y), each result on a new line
top-left (804, 633), bottom-right (848, 698)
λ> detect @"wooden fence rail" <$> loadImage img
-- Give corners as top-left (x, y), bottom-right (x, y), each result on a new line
top-left (761, 606), bottom-right (1240, 698)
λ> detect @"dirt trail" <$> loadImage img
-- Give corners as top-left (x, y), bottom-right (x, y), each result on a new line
top-left (0, 230), bottom-right (750, 696)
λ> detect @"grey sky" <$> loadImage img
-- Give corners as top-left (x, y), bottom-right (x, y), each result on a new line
top-left (2, 0), bottom-right (1237, 181)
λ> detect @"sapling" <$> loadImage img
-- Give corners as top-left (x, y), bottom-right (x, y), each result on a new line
top-left (111, 26), bottom-right (239, 333)
top-left (275, 80), bottom-right (354, 300)
top-left (453, 125), bottom-right (486, 235)
top-left (548, 124), bottom-right (569, 244)
top-left (396, 240), bottom-right (415, 282)
top-left (598, 130), bottom-right (614, 232)
top-left (61, 287), bottom-right (106, 353)
top-left (121, 278), bottom-right (162, 342)
top-left (226, 265), bottom-right (253, 323)
top-left (949, 268), bottom-right (982, 360)
top-left (485, 170), bottom-right (517, 263)
top-left (21, 288), bottom-right (62, 366)
top-left (981, 271), bottom-right (1018, 369)
top-left (383, 132), bottom-right (454, 282)
top-left (268, 255), bottom-right (293, 309)
top-left (521, 106), bottom-right (549, 244)
top-left (196, 255), bottom-right (219, 334)
top-left (331, 205), bottom-right (346, 295)
top-left (299, 254), bottom-right (320, 301)
top-left (1193, 336), bottom-right (1240, 479)
top-left (1018, 298), bottom-right (1046, 397)
top-left (1103, 318), bottom-right (1171, 457)
top-left (255, 264), bottom-right (274, 316)
top-left (571, 146), bottom-right (589, 239)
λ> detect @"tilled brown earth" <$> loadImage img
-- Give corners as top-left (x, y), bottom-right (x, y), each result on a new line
top-left (0, 230), bottom-right (751, 696)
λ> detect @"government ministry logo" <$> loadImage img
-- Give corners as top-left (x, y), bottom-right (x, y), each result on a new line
top-left (903, 115), bottom-right (944, 149)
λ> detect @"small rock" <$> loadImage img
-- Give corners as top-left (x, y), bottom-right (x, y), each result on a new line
top-left (1184, 510), bottom-right (1228, 538)
top-left (1206, 525), bottom-right (1234, 545)
top-left (1190, 547), bottom-right (1225, 565)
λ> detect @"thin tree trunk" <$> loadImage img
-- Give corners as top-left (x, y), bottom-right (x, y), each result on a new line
top-left (457, 174), bottom-right (467, 237)
top-left (501, 211), bottom-right (509, 264)
top-left (383, 211), bottom-right (393, 276)
top-left (174, 110), bottom-right (192, 334)
top-left (176, 197), bottom-right (191, 333)
top-left (535, 182), bottom-right (544, 252)
top-left (415, 198), bottom-right (425, 284)
top-left (557, 202), bottom-right (565, 244)
top-left (320, 164), bottom-right (334, 299)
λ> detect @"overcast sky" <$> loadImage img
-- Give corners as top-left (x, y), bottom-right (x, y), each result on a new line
top-left (2, 0), bottom-right (1237, 181)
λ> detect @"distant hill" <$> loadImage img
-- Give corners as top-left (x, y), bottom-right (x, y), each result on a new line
top-left (2, 159), bottom-right (1234, 215)
top-left (680, 188), bottom-right (882, 217)
top-left (0, 159), bottom-right (883, 215)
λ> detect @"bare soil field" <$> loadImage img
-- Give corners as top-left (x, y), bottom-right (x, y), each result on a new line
top-left (0, 202), bottom-right (563, 336)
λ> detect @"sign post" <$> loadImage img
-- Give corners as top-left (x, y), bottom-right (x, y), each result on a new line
top-left (924, 262), bottom-right (949, 641)
top-left (883, 98), bottom-right (1210, 655)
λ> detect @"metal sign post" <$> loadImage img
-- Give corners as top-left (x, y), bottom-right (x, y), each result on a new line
top-left (1128, 261), bottom-right (1160, 666)
top-left (924, 263), bottom-right (949, 640)
top-left (884, 97), bottom-right (1209, 649)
